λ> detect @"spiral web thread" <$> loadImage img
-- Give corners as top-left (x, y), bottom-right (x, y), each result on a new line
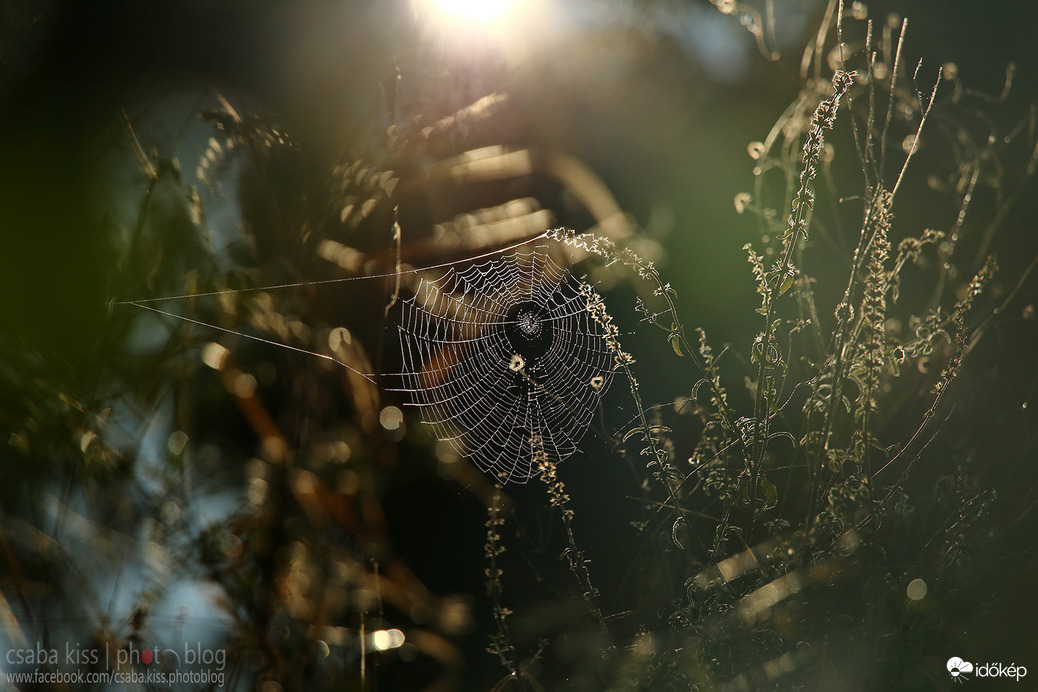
top-left (397, 246), bottom-right (613, 483)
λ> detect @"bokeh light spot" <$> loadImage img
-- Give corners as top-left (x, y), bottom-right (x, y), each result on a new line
top-left (168, 430), bottom-right (189, 455)
top-left (370, 628), bottom-right (405, 651)
top-left (379, 406), bottom-right (404, 431)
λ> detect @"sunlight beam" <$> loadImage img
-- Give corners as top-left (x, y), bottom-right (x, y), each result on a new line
top-left (432, 0), bottom-right (515, 22)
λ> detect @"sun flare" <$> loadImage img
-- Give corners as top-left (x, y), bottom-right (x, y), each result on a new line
top-left (431, 0), bottom-right (515, 22)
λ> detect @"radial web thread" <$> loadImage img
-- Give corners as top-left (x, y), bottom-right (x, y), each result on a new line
top-left (398, 247), bottom-right (613, 483)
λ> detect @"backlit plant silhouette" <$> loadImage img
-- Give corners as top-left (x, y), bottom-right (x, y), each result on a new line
top-left (2, 2), bottom-right (1036, 691)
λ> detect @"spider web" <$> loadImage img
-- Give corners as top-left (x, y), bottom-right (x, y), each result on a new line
top-left (397, 246), bottom-right (614, 483)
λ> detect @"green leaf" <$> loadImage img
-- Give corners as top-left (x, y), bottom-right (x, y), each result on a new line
top-left (762, 477), bottom-right (778, 510)
top-left (670, 332), bottom-right (683, 357)
top-left (737, 472), bottom-right (751, 503)
top-left (767, 431), bottom-right (797, 448)
top-left (623, 427), bottom-right (647, 443)
top-left (672, 517), bottom-right (686, 550)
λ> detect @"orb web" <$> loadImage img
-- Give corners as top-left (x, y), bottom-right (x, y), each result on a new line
top-left (397, 247), bottom-right (614, 483)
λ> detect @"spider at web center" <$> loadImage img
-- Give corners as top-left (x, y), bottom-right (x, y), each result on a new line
top-left (516, 309), bottom-right (542, 338)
